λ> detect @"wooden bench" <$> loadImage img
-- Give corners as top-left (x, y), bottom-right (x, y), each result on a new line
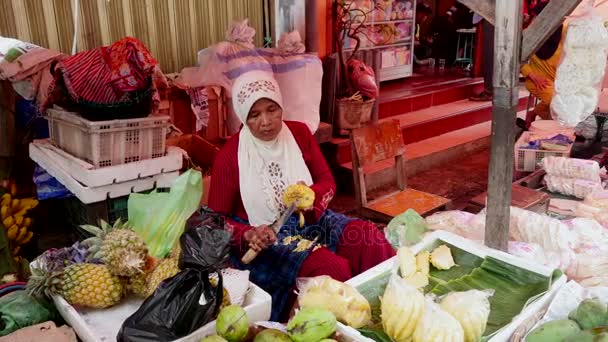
top-left (350, 120), bottom-right (451, 222)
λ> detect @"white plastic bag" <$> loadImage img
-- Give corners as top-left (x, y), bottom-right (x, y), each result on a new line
top-left (564, 217), bottom-right (608, 251)
top-left (541, 156), bottom-right (601, 182)
top-left (296, 276), bottom-right (371, 329)
top-left (544, 175), bottom-right (603, 199)
top-left (551, 2), bottom-right (608, 127)
top-left (508, 207), bottom-right (576, 253)
top-left (425, 211), bottom-right (484, 241)
top-left (567, 245), bottom-right (608, 286)
top-left (508, 241), bottom-right (550, 266)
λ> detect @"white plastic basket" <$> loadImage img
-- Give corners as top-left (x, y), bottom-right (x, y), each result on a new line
top-left (46, 108), bottom-right (170, 168)
top-left (515, 132), bottom-right (573, 172)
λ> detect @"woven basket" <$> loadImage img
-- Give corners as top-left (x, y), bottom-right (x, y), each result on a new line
top-left (335, 97), bottom-right (375, 134)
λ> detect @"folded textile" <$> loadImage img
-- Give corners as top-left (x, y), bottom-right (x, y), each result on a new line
top-left (46, 37), bottom-right (167, 119)
top-left (0, 39), bottom-right (64, 107)
top-left (524, 134), bottom-right (573, 150)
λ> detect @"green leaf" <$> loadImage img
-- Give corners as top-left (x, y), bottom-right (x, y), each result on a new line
top-left (79, 225), bottom-right (103, 237)
top-left (357, 328), bottom-right (392, 342)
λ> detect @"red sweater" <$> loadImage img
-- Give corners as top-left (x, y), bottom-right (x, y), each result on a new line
top-left (208, 121), bottom-right (336, 249)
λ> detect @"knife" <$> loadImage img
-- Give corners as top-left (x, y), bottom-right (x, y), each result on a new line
top-left (241, 203), bottom-right (297, 264)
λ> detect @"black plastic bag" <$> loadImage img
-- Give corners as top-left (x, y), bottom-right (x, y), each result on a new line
top-left (117, 210), bottom-right (232, 342)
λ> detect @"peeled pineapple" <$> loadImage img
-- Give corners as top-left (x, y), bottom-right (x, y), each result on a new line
top-left (440, 290), bottom-right (493, 342)
top-left (416, 251), bottom-right (430, 275)
top-left (381, 274), bottom-right (425, 342)
top-left (431, 245), bottom-right (456, 270)
top-left (27, 263), bottom-right (123, 309)
top-left (297, 276), bottom-right (371, 328)
top-left (283, 184), bottom-right (315, 227)
top-left (398, 247), bottom-right (429, 288)
top-left (397, 247), bottom-right (416, 278)
top-left (413, 297), bottom-right (465, 342)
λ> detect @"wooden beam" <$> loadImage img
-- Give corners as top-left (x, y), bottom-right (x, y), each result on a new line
top-left (457, 0), bottom-right (496, 26)
top-left (520, 0), bottom-right (582, 62)
top-left (485, 0), bottom-right (523, 251)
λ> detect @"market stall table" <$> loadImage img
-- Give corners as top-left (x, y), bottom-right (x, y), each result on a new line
top-left (468, 184), bottom-right (551, 214)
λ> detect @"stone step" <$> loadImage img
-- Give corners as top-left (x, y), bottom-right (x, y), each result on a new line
top-left (325, 89), bottom-right (530, 166)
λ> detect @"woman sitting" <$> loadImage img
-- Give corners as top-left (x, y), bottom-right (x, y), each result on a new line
top-left (208, 71), bottom-right (395, 322)
top-left (520, 0), bottom-right (565, 128)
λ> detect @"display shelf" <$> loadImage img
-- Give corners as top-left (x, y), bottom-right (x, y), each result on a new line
top-left (344, 41), bottom-right (410, 52)
top-left (343, 0), bottom-right (416, 81)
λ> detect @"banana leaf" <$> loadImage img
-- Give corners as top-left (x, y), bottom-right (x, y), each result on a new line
top-left (357, 327), bottom-right (392, 342)
top-left (354, 242), bottom-right (554, 340)
top-left (425, 243), bottom-right (484, 292)
top-left (431, 256), bottom-right (553, 337)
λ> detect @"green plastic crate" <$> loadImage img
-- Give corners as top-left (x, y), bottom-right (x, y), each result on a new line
top-left (63, 196), bottom-right (129, 241)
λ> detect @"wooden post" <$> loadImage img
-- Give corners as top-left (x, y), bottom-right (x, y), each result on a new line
top-left (484, 0), bottom-right (523, 251)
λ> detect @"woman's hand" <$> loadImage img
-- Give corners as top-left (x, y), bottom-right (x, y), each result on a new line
top-left (244, 225), bottom-right (277, 252)
top-left (528, 72), bottom-right (550, 90)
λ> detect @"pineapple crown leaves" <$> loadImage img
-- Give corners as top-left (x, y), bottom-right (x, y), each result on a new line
top-left (26, 265), bottom-right (62, 299)
top-left (80, 218), bottom-right (134, 261)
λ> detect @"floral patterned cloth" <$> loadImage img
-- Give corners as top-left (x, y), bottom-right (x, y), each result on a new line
top-left (101, 37), bottom-right (160, 93)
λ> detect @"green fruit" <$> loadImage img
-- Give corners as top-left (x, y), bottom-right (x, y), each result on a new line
top-left (319, 340), bottom-right (338, 342)
top-left (526, 319), bottom-right (581, 342)
top-left (564, 329), bottom-right (608, 342)
top-left (569, 299), bottom-right (608, 330)
top-left (253, 329), bottom-right (292, 342)
top-left (216, 305), bottom-right (250, 342)
top-left (200, 336), bottom-right (228, 342)
top-left (287, 307), bottom-right (337, 342)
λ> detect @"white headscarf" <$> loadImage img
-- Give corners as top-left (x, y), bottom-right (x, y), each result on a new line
top-left (232, 71), bottom-right (313, 226)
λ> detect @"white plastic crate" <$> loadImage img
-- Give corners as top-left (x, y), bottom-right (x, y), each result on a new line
top-left (337, 231), bottom-right (567, 342)
top-left (515, 132), bottom-right (573, 172)
top-left (46, 108), bottom-right (170, 168)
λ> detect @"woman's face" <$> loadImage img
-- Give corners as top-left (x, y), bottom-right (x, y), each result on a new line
top-left (246, 98), bottom-right (283, 141)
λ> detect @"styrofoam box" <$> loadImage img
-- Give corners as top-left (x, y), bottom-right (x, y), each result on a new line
top-left (52, 283), bottom-right (271, 342)
top-left (29, 141), bottom-right (179, 204)
top-left (336, 231), bottom-right (567, 342)
top-left (30, 140), bottom-right (183, 187)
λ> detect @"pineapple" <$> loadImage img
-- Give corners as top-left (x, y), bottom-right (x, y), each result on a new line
top-left (430, 245), bottom-right (456, 270)
top-left (210, 277), bottom-right (231, 310)
top-left (283, 184), bottom-right (315, 227)
top-left (81, 219), bottom-right (148, 277)
top-left (146, 257), bottom-right (180, 296)
top-left (27, 263), bottom-right (123, 309)
top-left (127, 272), bottom-right (149, 298)
top-left (168, 243), bottom-right (182, 259)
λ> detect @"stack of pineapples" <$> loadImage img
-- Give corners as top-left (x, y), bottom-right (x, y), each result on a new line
top-left (26, 219), bottom-right (230, 310)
